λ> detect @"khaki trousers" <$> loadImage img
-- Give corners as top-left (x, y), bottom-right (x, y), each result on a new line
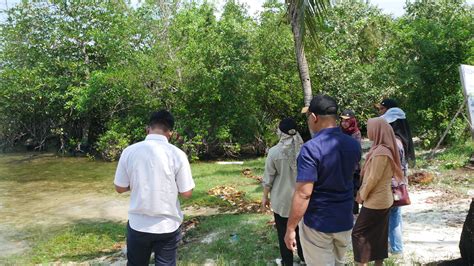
top-left (299, 222), bottom-right (352, 266)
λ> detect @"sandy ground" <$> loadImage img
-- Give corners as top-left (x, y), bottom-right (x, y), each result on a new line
top-left (0, 183), bottom-right (471, 264)
top-left (401, 189), bottom-right (471, 264)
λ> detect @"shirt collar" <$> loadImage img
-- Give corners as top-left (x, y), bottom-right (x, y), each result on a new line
top-left (145, 134), bottom-right (169, 143)
top-left (313, 127), bottom-right (341, 138)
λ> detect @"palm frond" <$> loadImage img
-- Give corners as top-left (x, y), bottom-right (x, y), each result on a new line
top-left (287, 0), bottom-right (331, 44)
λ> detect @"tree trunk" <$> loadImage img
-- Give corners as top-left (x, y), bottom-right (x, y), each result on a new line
top-left (289, 4), bottom-right (313, 107)
top-left (81, 41), bottom-right (91, 145)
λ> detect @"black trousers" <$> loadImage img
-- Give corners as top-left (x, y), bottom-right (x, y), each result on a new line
top-left (274, 213), bottom-right (305, 265)
top-left (127, 222), bottom-right (181, 266)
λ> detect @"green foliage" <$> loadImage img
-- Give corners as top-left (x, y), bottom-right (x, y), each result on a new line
top-left (1, 0), bottom-right (473, 158)
top-left (307, 1), bottom-right (395, 130)
top-left (178, 135), bottom-right (205, 162)
top-left (436, 141), bottom-right (474, 169)
top-left (95, 127), bottom-right (130, 162)
top-left (253, 1), bottom-right (303, 120)
top-left (383, 1), bottom-right (474, 145)
top-left (170, 1), bottom-right (262, 155)
top-left (0, 1), bottom-right (158, 152)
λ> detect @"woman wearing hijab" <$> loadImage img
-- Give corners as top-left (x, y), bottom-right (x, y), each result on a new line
top-left (340, 109), bottom-right (362, 142)
top-left (379, 98), bottom-right (416, 165)
top-left (262, 118), bottom-right (305, 265)
top-left (352, 118), bottom-right (403, 266)
top-left (340, 109), bottom-right (362, 216)
top-left (381, 104), bottom-right (415, 255)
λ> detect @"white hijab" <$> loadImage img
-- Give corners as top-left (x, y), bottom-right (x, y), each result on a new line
top-left (381, 107), bottom-right (406, 123)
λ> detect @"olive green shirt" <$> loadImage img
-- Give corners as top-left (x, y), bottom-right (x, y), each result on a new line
top-left (263, 143), bottom-right (297, 218)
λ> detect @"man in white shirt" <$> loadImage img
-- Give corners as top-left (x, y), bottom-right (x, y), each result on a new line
top-left (114, 110), bottom-right (195, 266)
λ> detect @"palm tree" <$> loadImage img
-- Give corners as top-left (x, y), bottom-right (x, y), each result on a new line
top-left (286, 0), bottom-right (331, 107)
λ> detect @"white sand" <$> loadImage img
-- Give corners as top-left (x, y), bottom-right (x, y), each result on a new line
top-left (401, 189), bottom-right (471, 263)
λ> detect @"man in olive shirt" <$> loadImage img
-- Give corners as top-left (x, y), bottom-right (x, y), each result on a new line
top-left (262, 118), bottom-right (305, 265)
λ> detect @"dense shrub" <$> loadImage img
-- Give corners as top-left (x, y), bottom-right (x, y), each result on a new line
top-left (95, 129), bottom-right (130, 162)
top-left (1, 1), bottom-right (472, 159)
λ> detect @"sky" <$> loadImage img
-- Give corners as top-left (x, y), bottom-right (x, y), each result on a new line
top-left (1, 0), bottom-right (473, 19)
top-left (213, 0), bottom-right (474, 17)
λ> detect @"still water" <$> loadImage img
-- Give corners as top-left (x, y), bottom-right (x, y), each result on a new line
top-left (0, 153), bottom-right (129, 257)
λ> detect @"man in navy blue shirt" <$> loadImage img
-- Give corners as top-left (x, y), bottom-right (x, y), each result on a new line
top-left (284, 94), bottom-right (361, 266)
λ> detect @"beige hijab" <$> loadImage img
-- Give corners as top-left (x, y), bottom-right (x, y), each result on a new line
top-left (361, 117), bottom-right (404, 182)
top-left (277, 128), bottom-right (303, 170)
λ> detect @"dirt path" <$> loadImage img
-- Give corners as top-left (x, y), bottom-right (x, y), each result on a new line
top-left (402, 189), bottom-right (471, 264)
top-left (0, 182), bottom-right (471, 264)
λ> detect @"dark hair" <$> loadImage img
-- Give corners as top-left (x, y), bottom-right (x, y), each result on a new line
top-left (390, 119), bottom-right (416, 165)
top-left (279, 118), bottom-right (297, 135)
top-left (148, 110), bottom-right (174, 131)
top-left (309, 94), bottom-right (338, 116)
top-left (380, 99), bottom-right (398, 109)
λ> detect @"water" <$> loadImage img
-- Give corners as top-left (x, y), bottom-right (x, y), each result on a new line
top-left (0, 153), bottom-right (129, 257)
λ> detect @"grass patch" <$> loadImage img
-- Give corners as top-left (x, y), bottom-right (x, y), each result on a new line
top-left (183, 158), bottom-right (265, 208)
top-left (180, 212), bottom-right (402, 265)
top-left (426, 169), bottom-right (474, 195)
top-left (179, 213), bottom-right (279, 265)
top-left (435, 141), bottom-right (474, 169)
top-left (415, 141), bottom-right (474, 170)
top-left (413, 141), bottom-right (474, 194)
top-left (27, 221), bottom-right (126, 264)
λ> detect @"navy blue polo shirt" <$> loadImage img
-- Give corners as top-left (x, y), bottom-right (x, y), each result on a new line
top-left (296, 127), bottom-right (361, 233)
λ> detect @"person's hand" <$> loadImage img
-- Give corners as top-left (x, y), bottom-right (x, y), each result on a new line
top-left (284, 229), bottom-right (297, 252)
top-left (261, 197), bottom-right (270, 211)
top-left (356, 193), bottom-right (363, 204)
